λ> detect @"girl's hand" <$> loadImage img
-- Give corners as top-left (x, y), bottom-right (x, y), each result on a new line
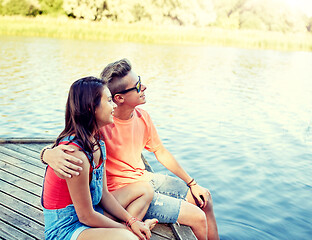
top-left (130, 220), bottom-right (151, 240)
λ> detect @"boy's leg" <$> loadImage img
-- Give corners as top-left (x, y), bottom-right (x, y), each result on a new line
top-left (177, 200), bottom-right (208, 240)
top-left (185, 190), bottom-right (219, 240)
top-left (143, 191), bottom-right (208, 240)
top-left (144, 173), bottom-right (219, 240)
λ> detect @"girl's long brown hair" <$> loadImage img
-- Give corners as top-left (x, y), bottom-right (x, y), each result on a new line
top-left (54, 76), bottom-right (105, 154)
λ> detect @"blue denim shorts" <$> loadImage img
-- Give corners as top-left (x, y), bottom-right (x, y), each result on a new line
top-left (143, 173), bottom-right (189, 223)
top-left (43, 205), bottom-right (104, 240)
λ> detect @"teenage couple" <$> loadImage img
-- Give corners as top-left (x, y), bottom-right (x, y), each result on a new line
top-left (41, 59), bottom-right (219, 240)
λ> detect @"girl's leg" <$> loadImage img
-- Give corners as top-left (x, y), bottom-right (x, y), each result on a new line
top-left (111, 181), bottom-right (154, 220)
top-left (77, 228), bottom-right (137, 240)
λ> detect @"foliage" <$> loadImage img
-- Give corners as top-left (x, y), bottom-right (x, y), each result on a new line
top-left (307, 17), bottom-right (312, 32)
top-left (38, 0), bottom-right (63, 15)
top-left (1, 0), bottom-right (41, 16)
top-left (0, 0), bottom-right (3, 15)
top-left (0, 0), bottom-right (63, 16)
top-left (0, 0), bottom-right (311, 34)
top-left (212, 0), bottom-right (309, 33)
top-left (62, 0), bottom-right (216, 25)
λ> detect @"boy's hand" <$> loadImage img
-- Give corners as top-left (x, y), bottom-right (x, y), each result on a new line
top-left (44, 145), bottom-right (83, 178)
top-left (130, 221), bottom-right (151, 240)
top-left (190, 184), bottom-right (211, 209)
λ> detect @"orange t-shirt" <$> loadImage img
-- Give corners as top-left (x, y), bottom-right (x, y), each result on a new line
top-left (100, 108), bottom-right (162, 191)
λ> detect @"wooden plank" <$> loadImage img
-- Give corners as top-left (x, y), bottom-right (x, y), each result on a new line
top-left (0, 138), bottom-right (54, 144)
top-left (151, 223), bottom-right (175, 240)
top-left (23, 143), bottom-right (51, 153)
top-left (0, 205), bottom-right (44, 239)
top-left (0, 191), bottom-right (44, 224)
top-left (3, 144), bottom-right (42, 163)
top-left (141, 153), bottom-right (154, 172)
top-left (0, 169), bottom-right (42, 196)
top-left (0, 160), bottom-right (43, 185)
top-left (0, 180), bottom-right (42, 210)
top-left (171, 223), bottom-right (197, 240)
top-left (0, 145), bottom-right (44, 169)
top-left (0, 219), bottom-right (32, 240)
top-left (0, 152), bottom-right (44, 177)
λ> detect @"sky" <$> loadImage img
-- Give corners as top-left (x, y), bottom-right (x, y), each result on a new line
top-left (283, 0), bottom-right (312, 16)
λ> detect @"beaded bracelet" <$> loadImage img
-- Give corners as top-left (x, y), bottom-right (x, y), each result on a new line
top-left (40, 147), bottom-right (51, 164)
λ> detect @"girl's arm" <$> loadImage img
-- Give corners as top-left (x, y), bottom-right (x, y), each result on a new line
top-left (99, 165), bottom-right (132, 222)
top-left (65, 146), bottom-right (124, 229)
top-left (100, 165), bottom-right (151, 240)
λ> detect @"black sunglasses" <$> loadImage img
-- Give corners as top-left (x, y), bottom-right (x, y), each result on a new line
top-left (114, 76), bottom-right (141, 95)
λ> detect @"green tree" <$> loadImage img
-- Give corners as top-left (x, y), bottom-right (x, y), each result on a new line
top-left (38, 0), bottom-right (63, 15)
top-left (0, 0), bottom-right (3, 15)
top-left (150, 0), bottom-right (215, 26)
top-left (62, 0), bottom-right (215, 25)
top-left (2, 0), bottom-right (40, 16)
top-left (131, 3), bottom-right (151, 22)
top-left (63, 0), bottom-right (107, 20)
top-left (212, 0), bottom-right (309, 32)
top-left (212, 0), bottom-right (245, 29)
top-left (306, 16), bottom-right (312, 32)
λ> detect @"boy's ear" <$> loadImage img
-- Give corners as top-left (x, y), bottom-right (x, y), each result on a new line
top-left (113, 94), bottom-right (124, 104)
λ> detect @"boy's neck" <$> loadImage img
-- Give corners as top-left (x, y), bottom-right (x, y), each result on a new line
top-left (113, 106), bottom-right (135, 120)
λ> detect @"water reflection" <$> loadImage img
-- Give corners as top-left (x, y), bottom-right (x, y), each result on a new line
top-left (1, 36), bottom-right (312, 239)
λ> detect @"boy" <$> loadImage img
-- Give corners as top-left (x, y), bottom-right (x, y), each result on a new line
top-left (42, 59), bottom-right (219, 240)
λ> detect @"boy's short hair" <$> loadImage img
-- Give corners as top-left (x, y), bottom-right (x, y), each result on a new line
top-left (100, 58), bottom-right (132, 96)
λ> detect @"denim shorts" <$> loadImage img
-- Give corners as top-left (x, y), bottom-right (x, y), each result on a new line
top-left (143, 173), bottom-right (189, 223)
top-left (43, 204), bottom-right (104, 240)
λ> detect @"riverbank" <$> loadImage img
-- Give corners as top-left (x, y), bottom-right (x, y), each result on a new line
top-left (1, 16), bottom-right (312, 51)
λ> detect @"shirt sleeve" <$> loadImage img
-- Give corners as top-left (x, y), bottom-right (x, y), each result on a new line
top-left (143, 110), bottom-right (163, 152)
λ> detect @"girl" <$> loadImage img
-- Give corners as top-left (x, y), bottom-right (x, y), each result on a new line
top-left (42, 77), bottom-right (157, 240)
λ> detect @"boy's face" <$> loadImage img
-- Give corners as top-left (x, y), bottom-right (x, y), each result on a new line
top-left (119, 70), bottom-right (147, 108)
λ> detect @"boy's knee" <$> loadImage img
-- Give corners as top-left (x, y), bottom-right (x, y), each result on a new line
top-left (195, 209), bottom-right (207, 226)
top-left (180, 203), bottom-right (207, 228)
top-left (138, 181), bottom-right (154, 202)
top-left (144, 182), bottom-right (154, 202)
top-left (186, 209), bottom-right (207, 231)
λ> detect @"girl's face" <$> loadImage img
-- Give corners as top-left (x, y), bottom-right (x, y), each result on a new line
top-left (95, 86), bottom-right (116, 127)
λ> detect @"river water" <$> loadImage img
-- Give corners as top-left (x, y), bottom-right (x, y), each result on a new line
top-left (1, 36), bottom-right (312, 239)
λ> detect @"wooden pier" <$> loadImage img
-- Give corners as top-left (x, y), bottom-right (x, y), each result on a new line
top-left (0, 139), bottom-right (196, 240)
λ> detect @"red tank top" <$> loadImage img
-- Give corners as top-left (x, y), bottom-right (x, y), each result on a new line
top-left (42, 141), bottom-right (102, 209)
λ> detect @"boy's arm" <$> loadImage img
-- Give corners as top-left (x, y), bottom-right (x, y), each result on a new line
top-left (154, 145), bottom-right (211, 208)
top-left (40, 145), bottom-right (83, 178)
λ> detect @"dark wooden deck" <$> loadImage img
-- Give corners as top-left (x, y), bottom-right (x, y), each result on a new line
top-left (0, 139), bottom-right (196, 240)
